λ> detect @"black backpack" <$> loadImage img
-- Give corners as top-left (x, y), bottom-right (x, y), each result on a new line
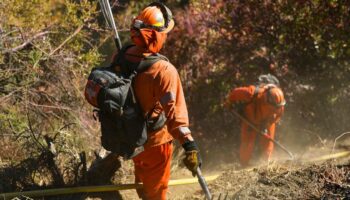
top-left (84, 45), bottom-right (167, 159)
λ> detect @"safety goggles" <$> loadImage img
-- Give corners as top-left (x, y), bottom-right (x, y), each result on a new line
top-left (132, 19), bottom-right (166, 32)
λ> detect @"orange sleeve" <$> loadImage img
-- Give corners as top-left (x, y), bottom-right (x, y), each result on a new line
top-left (154, 61), bottom-right (192, 144)
top-left (227, 86), bottom-right (255, 104)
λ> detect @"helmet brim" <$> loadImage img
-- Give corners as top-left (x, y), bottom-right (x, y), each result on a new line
top-left (162, 19), bottom-right (174, 33)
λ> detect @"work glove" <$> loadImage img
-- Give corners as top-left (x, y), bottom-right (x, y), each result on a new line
top-left (182, 140), bottom-right (202, 176)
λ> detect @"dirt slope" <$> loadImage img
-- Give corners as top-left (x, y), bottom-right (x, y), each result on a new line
top-left (182, 162), bottom-right (350, 200)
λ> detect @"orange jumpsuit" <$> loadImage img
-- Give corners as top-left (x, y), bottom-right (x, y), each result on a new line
top-left (227, 85), bottom-right (284, 166)
top-left (123, 46), bottom-right (193, 200)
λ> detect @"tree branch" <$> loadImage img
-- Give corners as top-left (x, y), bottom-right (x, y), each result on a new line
top-left (28, 102), bottom-right (72, 111)
top-left (3, 31), bottom-right (51, 53)
top-left (332, 131), bottom-right (350, 155)
top-left (48, 25), bottom-right (84, 56)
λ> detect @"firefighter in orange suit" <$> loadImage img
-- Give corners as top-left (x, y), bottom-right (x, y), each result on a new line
top-left (113, 3), bottom-right (201, 200)
top-left (225, 74), bottom-right (285, 167)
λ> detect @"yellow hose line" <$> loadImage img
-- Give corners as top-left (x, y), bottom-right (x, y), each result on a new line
top-left (169, 174), bottom-right (219, 186)
top-left (0, 184), bottom-right (142, 200)
top-left (305, 151), bottom-right (350, 163)
top-left (2, 151), bottom-right (350, 199)
top-left (0, 175), bottom-right (219, 200)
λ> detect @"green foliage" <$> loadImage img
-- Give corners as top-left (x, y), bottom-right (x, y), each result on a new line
top-left (0, 106), bottom-right (27, 136)
top-left (0, 0), bottom-right (106, 163)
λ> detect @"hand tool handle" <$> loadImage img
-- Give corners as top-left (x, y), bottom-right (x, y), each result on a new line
top-left (196, 168), bottom-right (212, 200)
top-left (231, 109), bottom-right (294, 160)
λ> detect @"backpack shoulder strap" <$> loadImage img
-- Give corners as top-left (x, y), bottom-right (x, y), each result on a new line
top-left (262, 84), bottom-right (279, 97)
top-left (252, 84), bottom-right (260, 100)
top-left (113, 45), bottom-right (169, 75)
top-left (253, 84), bottom-right (278, 99)
top-left (136, 53), bottom-right (169, 73)
top-left (111, 44), bottom-right (135, 68)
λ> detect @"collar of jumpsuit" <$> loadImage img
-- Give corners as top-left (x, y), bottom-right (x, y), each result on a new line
top-left (130, 4), bottom-right (175, 54)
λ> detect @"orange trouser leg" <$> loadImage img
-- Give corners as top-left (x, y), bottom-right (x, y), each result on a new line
top-left (239, 123), bottom-right (257, 167)
top-left (259, 123), bottom-right (276, 161)
top-left (133, 142), bottom-right (173, 200)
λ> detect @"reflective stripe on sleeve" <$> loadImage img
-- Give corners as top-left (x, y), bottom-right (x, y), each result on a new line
top-left (177, 126), bottom-right (191, 135)
top-left (160, 92), bottom-right (176, 106)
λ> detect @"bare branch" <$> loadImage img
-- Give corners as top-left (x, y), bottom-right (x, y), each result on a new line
top-left (48, 25), bottom-right (84, 56)
top-left (28, 102), bottom-right (72, 111)
top-left (53, 122), bottom-right (76, 141)
top-left (6, 118), bottom-right (27, 139)
top-left (0, 87), bottom-right (25, 103)
top-left (300, 129), bottom-right (326, 147)
top-left (2, 31), bottom-right (51, 53)
top-left (26, 112), bottom-right (46, 150)
top-left (0, 28), bottom-right (19, 38)
top-left (331, 131), bottom-right (350, 155)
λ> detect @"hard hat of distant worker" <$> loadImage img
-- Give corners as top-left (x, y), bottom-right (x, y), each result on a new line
top-left (266, 87), bottom-right (286, 107)
top-left (132, 2), bottom-right (175, 33)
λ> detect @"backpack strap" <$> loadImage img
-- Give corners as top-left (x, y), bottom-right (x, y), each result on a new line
top-left (252, 84), bottom-right (260, 100)
top-left (113, 44), bottom-right (169, 76)
top-left (136, 53), bottom-right (169, 73)
top-left (252, 84), bottom-right (282, 118)
top-left (252, 83), bottom-right (278, 101)
top-left (252, 85), bottom-right (260, 120)
top-left (110, 44), bottom-right (136, 69)
top-left (112, 45), bottom-right (169, 130)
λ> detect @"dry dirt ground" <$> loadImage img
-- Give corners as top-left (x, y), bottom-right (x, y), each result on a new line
top-left (116, 153), bottom-right (350, 200)
top-left (183, 162), bottom-right (350, 200)
top-left (2, 145), bottom-right (350, 200)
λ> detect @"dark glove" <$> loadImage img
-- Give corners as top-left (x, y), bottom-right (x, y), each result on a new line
top-left (182, 141), bottom-right (202, 176)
